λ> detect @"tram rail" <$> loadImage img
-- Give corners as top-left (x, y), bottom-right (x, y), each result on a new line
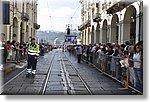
top-left (62, 53), bottom-right (93, 95)
top-left (40, 53), bottom-right (56, 95)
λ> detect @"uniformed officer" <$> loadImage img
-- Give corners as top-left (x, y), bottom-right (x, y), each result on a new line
top-left (26, 38), bottom-right (40, 78)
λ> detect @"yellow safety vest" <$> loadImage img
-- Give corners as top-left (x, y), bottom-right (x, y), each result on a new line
top-left (28, 43), bottom-right (40, 56)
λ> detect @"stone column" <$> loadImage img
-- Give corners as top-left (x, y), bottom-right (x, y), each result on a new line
top-left (118, 21), bottom-right (123, 44)
top-left (88, 28), bottom-right (91, 45)
top-left (135, 14), bottom-right (140, 43)
top-left (107, 25), bottom-right (111, 43)
top-left (23, 22), bottom-right (27, 43)
top-left (96, 29), bottom-right (99, 43)
top-left (86, 28), bottom-right (89, 45)
top-left (136, 12), bottom-right (143, 43)
top-left (81, 31), bottom-right (84, 44)
top-left (91, 30), bottom-right (94, 45)
top-left (99, 28), bottom-right (103, 43)
top-left (93, 30), bottom-right (96, 44)
top-left (17, 22), bottom-right (20, 42)
top-left (88, 31), bottom-right (91, 44)
top-left (83, 30), bottom-right (85, 45)
top-left (84, 29), bottom-right (86, 45)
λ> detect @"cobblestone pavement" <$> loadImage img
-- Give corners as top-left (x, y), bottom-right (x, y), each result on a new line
top-left (1, 49), bottom-right (134, 95)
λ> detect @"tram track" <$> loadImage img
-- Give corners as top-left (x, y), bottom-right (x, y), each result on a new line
top-left (41, 51), bottom-right (93, 95)
top-left (1, 50), bottom-right (137, 95)
top-left (59, 55), bottom-right (76, 95)
top-left (62, 53), bottom-right (93, 95)
top-left (40, 52), bottom-right (56, 95)
top-left (1, 50), bottom-right (93, 95)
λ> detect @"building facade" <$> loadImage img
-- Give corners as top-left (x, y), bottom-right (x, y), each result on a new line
top-left (78, 0), bottom-right (143, 45)
top-left (2, 0), bottom-right (40, 43)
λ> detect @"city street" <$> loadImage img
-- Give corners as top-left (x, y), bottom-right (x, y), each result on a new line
top-left (0, 0), bottom-right (143, 96)
top-left (1, 49), bottom-right (134, 95)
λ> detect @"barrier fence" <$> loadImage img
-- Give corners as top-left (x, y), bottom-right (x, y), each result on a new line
top-left (70, 47), bottom-right (143, 94)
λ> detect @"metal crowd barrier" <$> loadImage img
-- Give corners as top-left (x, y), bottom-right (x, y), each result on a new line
top-left (69, 46), bottom-right (143, 94)
top-left (81, 53), bottom-right (143, 94)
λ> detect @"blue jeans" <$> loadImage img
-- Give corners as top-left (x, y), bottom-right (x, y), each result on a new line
top-left (133, 68), bottom-right (143, 91)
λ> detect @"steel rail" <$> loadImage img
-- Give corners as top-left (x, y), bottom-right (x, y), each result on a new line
top-left (63, 53), bottom-right (93, 95)
top-left (59, 54), bottom-right (76, 95)
top-left (41, 53), bottom-right (56, 95)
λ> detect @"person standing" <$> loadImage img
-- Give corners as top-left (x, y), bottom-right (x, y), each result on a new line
top-left (26, 38), bottom-right (40, 78)
top-left (5, 41), bottom-right (12, 61)
top-left (133, 44), bottom-right (142, 91)
top-left (15, 42), bottom-right (20, 63)
top-left (76, 45), bottom-right (82, 63)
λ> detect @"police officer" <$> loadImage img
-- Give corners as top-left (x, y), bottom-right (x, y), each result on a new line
top-left (26, 38), bottom-right (40, 78)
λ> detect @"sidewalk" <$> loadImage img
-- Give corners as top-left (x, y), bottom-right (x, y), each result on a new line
top-left (2, 61), bottom-right (27, 74)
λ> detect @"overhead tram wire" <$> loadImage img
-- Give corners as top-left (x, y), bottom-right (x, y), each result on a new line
top-left (72, 0), bottom-right (79, 8)
top-left (46, 0), bottom-right (80, 32)
top-left (46, 0), bottom-right (53, 28)
top-left (68, 5), bottom-right (80, 24)
top-left (66, 5), bottom-right (80, 33)
top-left (46, 0), bottom-right (73, 30)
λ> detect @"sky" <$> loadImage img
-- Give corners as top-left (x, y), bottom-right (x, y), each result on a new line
top-left (37, 0), bottom-right (81, 32)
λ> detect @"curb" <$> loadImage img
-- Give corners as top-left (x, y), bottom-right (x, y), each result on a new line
top-left (3, 63), bottom-right (16, 74)
top-left (3, 62), bottom-right (27, 75)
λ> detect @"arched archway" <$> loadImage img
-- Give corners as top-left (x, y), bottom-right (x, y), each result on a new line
top-left (102, 19), bottom-right (108, 43)
top-left (88, 27), bottom-right (91, 44)
top-left (111, 14), bottom-right (119, 43)
top-left (124, 5), bottom-right (136, 44)
top-left (85, 29), bottom-right (87, 45)
top-left (96, 23), bottom-right (100, 43)
top-left (13, 17), bottom-right (18, 41)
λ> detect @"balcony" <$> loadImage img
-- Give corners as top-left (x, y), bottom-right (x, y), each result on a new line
top-left (78, 19), bottom-right (91, 31)
top-left (107, 0), bottom-right (137, 14)
top-left (78, 24), bottom-right (84, 31)
top-left (84, 19), bottom-right (91, 27)
top-left (34, 23), bottom-right (40, 29)
top-left (93, 13), bottom-right (102, 22)
top-left (21, 12), bottom-right (29, 21)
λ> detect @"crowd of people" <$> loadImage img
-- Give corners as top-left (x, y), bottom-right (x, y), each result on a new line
top-left (87, 41), bottom-right (142, 91)
top-left (0, 40), bottom-right (52, 64)
top-left (2, 40), bottom-right (28, 64)
top-left (68, 40), bottom-right (143, 92)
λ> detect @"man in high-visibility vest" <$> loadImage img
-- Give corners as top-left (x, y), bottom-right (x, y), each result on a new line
top-left (26, 38), bottom-right (40, 78)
